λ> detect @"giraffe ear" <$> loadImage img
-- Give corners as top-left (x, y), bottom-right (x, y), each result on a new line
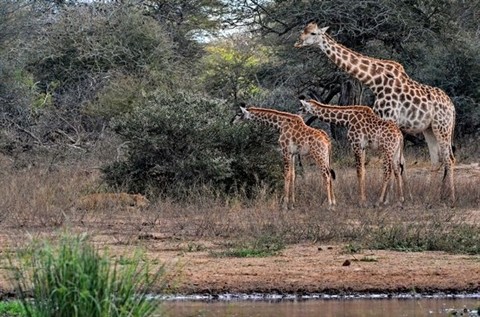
top-left (320, 26), bottom-right (329, 33)
top-left (240, 106), bottom-right (248, 114)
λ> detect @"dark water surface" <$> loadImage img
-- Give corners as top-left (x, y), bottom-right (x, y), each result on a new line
top-left (158, 295), bottom-right (480, 317)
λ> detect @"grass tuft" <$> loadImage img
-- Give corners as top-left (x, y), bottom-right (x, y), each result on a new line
top-left (368, 222), bottom-right (480, 254)
top-left (211, 234), bottom-right (285, 258)
top-left (9, 233), bottom-right (164, 317)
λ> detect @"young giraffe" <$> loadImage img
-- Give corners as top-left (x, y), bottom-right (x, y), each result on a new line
top-left (298, 97), bottom-right (405, 206)
top-left (294, 22), bottom-right (456, 204)
top-left (232, 106), bottom-right (336, 209)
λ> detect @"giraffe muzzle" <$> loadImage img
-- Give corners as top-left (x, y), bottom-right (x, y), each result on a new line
top-left (294, 41), bottom-right (303, 48)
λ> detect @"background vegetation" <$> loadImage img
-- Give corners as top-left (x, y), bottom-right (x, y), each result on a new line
top-left (1, 0), bottom-right (478, 197)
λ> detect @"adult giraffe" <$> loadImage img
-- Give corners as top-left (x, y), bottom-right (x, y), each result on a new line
top-left (294, 22), bottom-right (456, 203)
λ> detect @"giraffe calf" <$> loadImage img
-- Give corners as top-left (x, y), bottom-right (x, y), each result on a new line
top-left (299, 97), bottom-right (405, 207)
top-left (232, 106), bottom-right (336, 209)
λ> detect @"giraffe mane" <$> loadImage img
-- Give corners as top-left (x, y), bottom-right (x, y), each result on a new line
top-left (323, 33), bottom-right (407, 74)
top-left (307, 99), bottom-right (374, 113)
top-left (248, 107), bottom-right (305, 123)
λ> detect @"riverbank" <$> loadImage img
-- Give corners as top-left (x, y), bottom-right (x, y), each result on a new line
top-left (1, 229), bottom-right (479, 298)
top-left (0, 163), bottom-right (479, 299)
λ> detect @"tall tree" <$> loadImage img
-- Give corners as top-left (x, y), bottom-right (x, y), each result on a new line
top-left (229, 0), bottom-right (480, 138)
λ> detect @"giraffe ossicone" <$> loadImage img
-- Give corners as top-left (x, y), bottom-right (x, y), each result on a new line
top-left (295, 22), bottom-right (456, 204)
top-left (232, 106), bottom-right (336, 209)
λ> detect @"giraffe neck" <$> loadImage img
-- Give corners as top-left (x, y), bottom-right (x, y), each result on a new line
top-left (317, 34), bottom-right (406, 93)
top-left (247, 107), bottom-right (300, 130)
top-left (307, 101), bottom-right (370, 126)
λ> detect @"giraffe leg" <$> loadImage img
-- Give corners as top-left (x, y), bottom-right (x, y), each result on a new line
top-left (282, 156), bottom-right (290, 209)
top-left (354, 148), bottom-right (367, 206)
top-left (432, 121), bottom-right (456, 205)
top-left (326, 169), bottom-right (336, 208)
top-left (312, 152), bottom-right (336, 207)
top-left (290, 154), bottom-right (296, 207)
top-left (439, 142), bottom-right (456, 205)
top-left (377, 155), bottom-right (393, 206)
top-left (423, 129), bottom-right (440, 168)
top-left (282, 154), bottom-right (295, 210)
top-left (394, 163), bottom-right (405, 205)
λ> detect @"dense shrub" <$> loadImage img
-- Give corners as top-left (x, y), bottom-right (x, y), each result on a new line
top-left (102, 91), bottom-right (283, 198)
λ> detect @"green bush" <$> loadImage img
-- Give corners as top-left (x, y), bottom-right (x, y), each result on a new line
top-left (10, 234), bottom-right (162, 317)
top-left (103, 91), bottom-right (283, 198)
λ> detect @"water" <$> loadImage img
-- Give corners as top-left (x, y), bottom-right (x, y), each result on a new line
top-left (157, 294), bottom-right (480, 317)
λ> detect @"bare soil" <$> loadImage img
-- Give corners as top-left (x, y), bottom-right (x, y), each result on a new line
top-left (1, 230), bottom-right (479, 298)
top-left (0, 163), bottom-right (479, 298)
top-left (118, 232), bottom-right (480, 295)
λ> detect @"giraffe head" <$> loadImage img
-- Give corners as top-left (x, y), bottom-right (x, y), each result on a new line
top-left (231, 105), bottom-right (252, 124)
top-left (297, 95), bottom-right (314, 116)
top-left (294, 22), bottom-right (329, 48)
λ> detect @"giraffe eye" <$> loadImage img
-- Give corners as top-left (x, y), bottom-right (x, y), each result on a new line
top-left (310, 32), bottom-right (317, 35)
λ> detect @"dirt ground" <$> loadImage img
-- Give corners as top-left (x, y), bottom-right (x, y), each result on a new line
top-left (2, 231), bottom-right (479, 298)
top-left (120, 237), bottom-right (480, 296)
top-left (0, 163), bottom-right (479, 298)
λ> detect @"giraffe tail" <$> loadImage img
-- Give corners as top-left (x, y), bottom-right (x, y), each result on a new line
top-left (442, 145), bottom-right (456, 181)
top-left (450, 110), bottom-right (456, 164)
top-left (449, 143), bottom-right (456, 165)
top-left (328, 142), bottom-right (336, 181)
top-left (397, 137), bottom-right (406, 175)
top-left (400, 149), bottom-right (405, 176)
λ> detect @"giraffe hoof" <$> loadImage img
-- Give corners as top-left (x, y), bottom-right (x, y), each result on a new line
top-left (280, 202), bottom-right (294, 211)
top-left (395, 201), bottom-right (404, 209)
top-left (374, 201), bottom-right (387, 208)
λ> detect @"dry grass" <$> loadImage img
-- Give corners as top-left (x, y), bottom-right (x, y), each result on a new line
top-left (0, 152), bottom-right (479, 255)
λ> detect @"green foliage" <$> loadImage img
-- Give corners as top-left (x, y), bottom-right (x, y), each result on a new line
top-left (31, 4), bottom-right (175, 86)
top-left (86, 74), bottom-right (146, 120)
top-left (102, 91), bottom-right (283, 197)
top-left (0, 300), bottom-right (26, 316)
top-left (201, 36), bottom-right (270, 101)
top-left (2, 0), bottom-right (480, 164)
top-left (10, 234), bottom-right (162, 317)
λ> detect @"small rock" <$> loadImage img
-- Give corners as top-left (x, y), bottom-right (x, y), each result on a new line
top-left (342, 260), bottom-right (351, 267)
